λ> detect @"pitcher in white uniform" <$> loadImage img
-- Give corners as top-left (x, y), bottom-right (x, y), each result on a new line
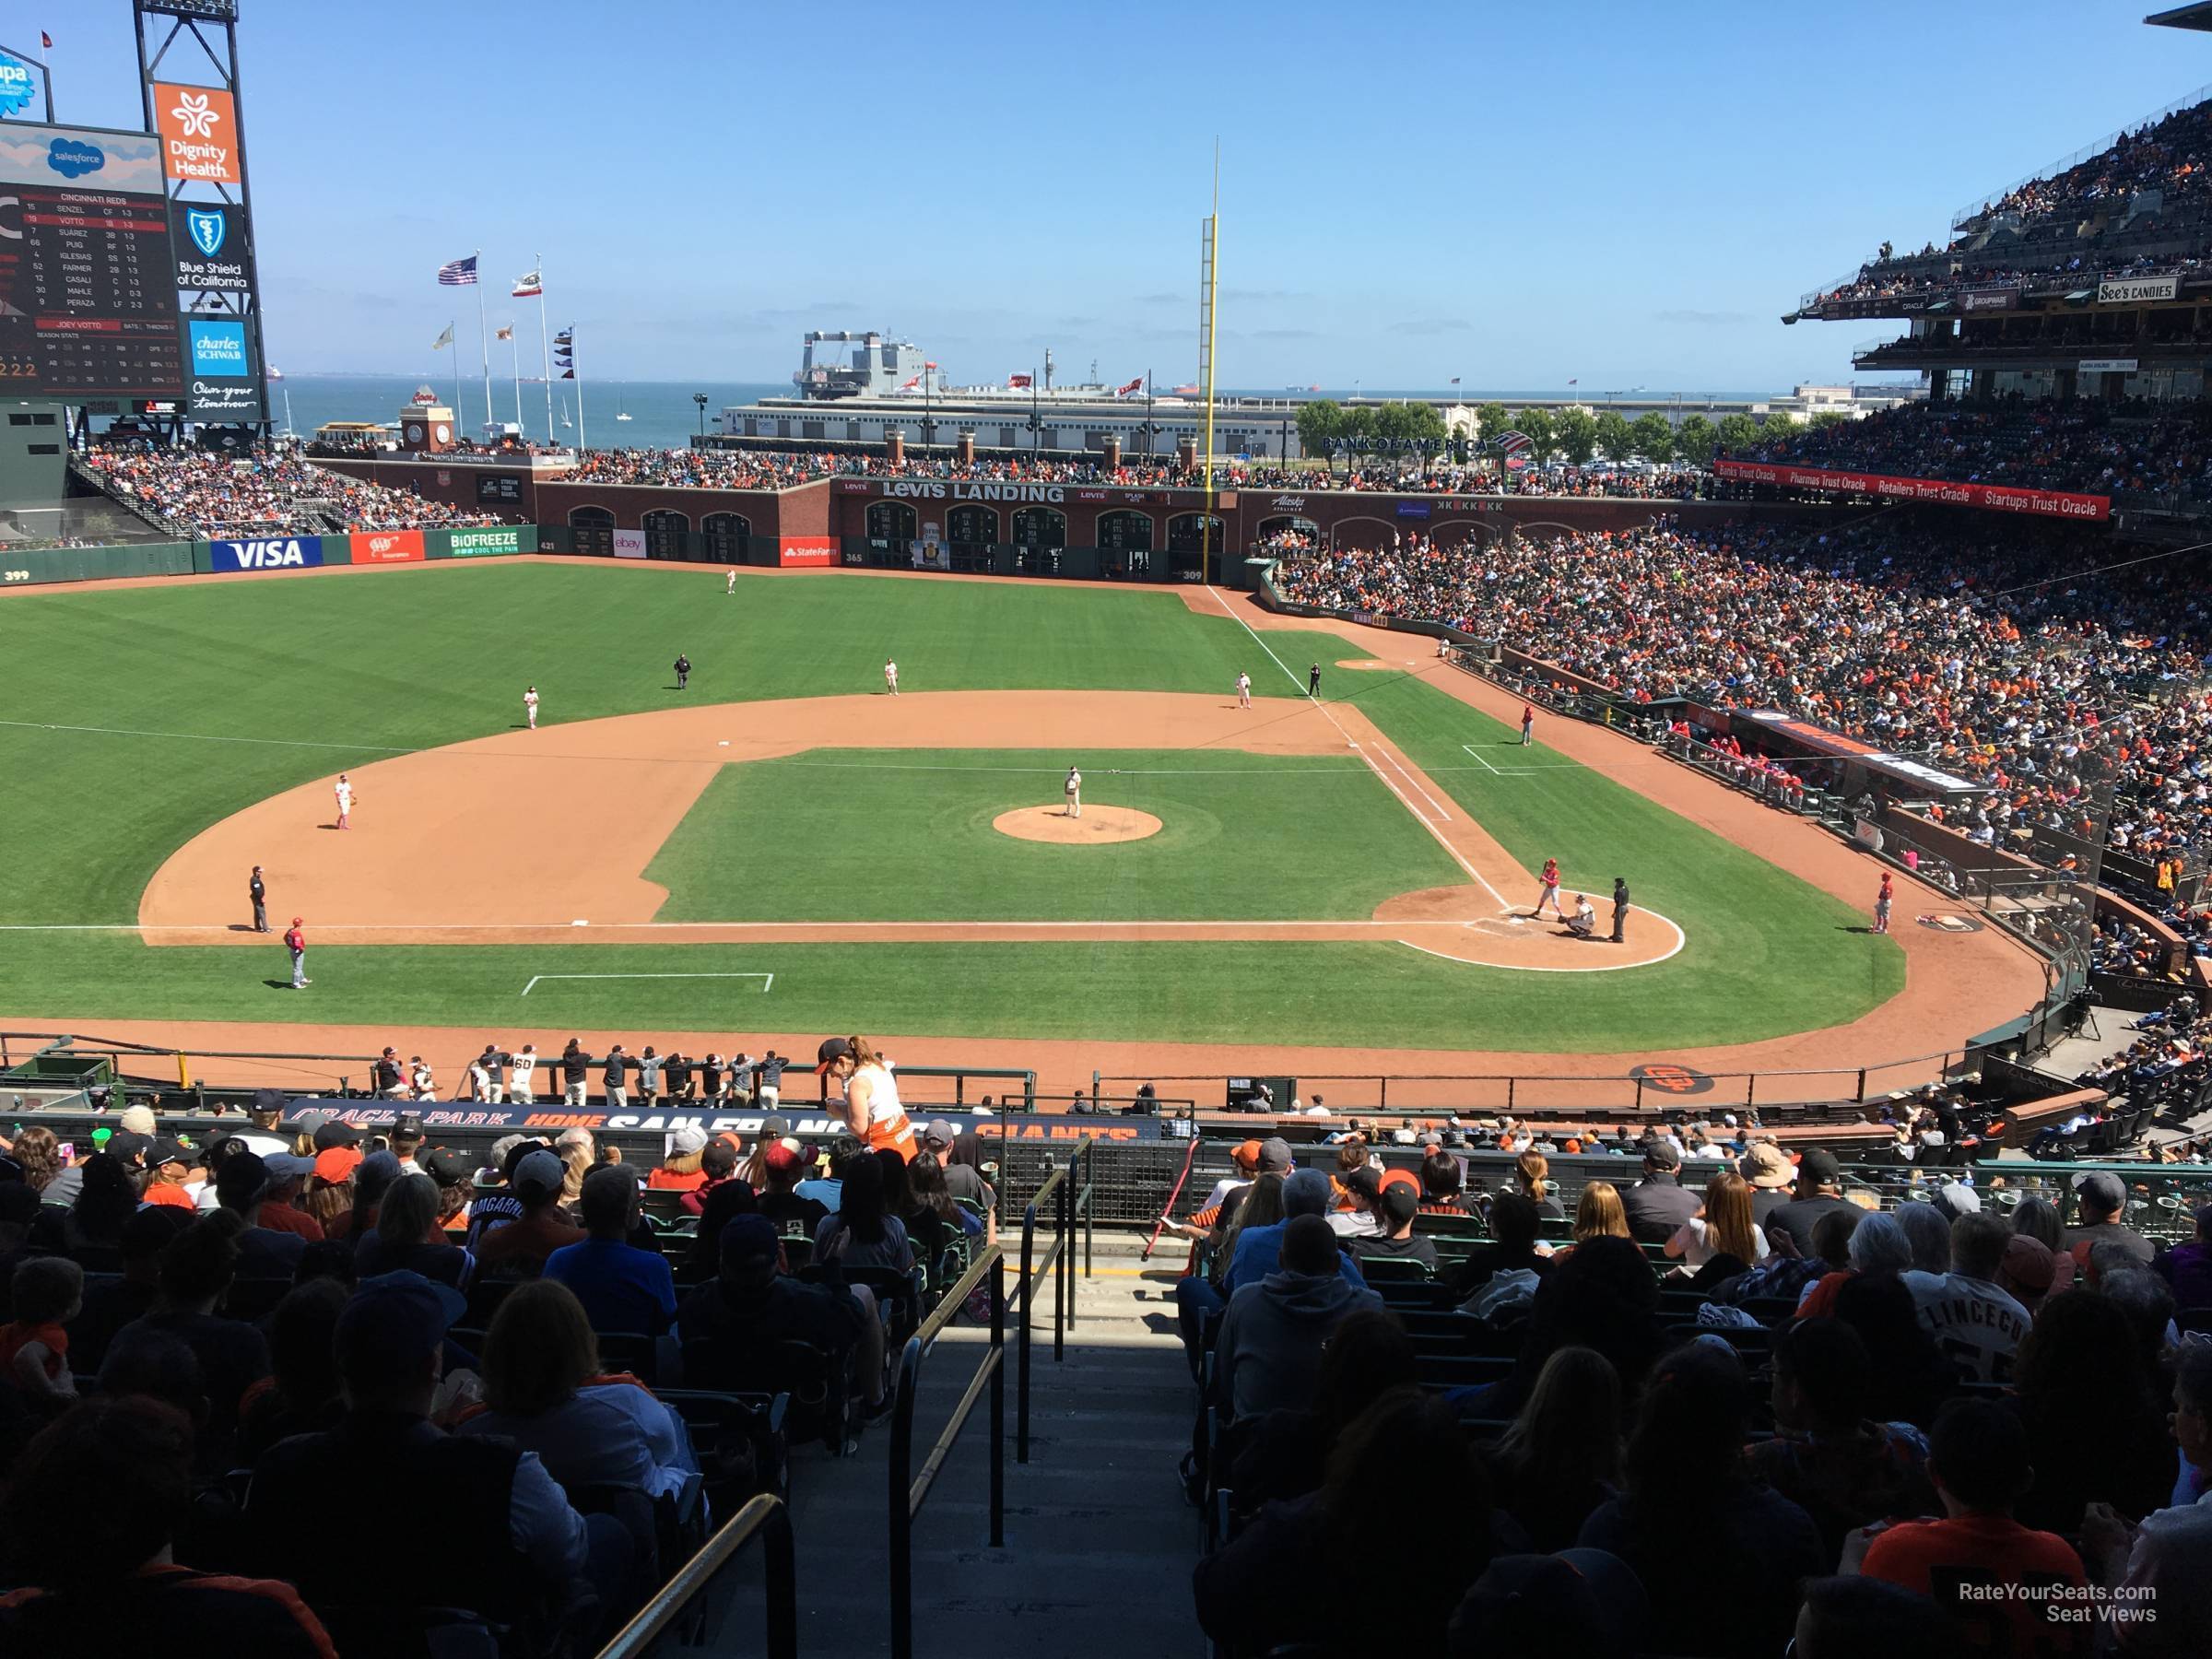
top-left (1065, 765), bottom-right (1082, 818)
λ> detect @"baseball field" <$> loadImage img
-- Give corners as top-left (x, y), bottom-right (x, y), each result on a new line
top-left (0, 557), bottom-right (2046, 1089)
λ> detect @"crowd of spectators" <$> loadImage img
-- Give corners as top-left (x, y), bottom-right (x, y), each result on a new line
top-left (1807, 98), bottom-right (2212, 312)
top-left (1271, 513), bottom-right (2212, 871)
top-left (79, 444), bottom-right (512, 539)
top-left (0, 1058), bottom-right (1002, 1653)
top-left (1730, 398), bottom-right (2212, 502)
top-left (1185, 1125), bottom-right (2212, 1658)
top-left (561, 447), bottom-right (840, 490)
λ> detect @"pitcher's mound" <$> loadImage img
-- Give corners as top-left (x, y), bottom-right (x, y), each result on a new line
top-left (993, 806), bottom-right (1162, 845)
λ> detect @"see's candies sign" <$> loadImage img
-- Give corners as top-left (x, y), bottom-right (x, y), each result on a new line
top-left (350, 530), bottom-right (425, 564)
top-left (154, 82), bottom-right (241, 184)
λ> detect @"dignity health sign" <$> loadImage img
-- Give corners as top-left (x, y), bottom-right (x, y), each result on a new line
top-left (154, 81), bottom-right (241, 184)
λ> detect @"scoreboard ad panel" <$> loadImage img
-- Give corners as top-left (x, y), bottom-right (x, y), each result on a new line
top-left (0, 124), bottom-right (184, 399)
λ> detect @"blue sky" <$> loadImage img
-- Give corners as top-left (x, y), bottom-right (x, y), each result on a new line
top-left (13, 0), bottom-right (2210, 391)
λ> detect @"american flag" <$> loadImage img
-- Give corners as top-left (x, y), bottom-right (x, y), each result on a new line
top-left (436, 255), bottom-right (478, 286)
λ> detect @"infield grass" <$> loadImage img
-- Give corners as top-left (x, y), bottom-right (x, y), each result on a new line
top-left (0, 561), bottom-right (1903, 1050)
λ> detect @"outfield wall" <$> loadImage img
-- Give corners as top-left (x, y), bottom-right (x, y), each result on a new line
top-left (3, 526), bottom-right (544, 587)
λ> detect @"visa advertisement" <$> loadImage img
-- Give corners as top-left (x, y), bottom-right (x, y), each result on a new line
top-left (209, 535), bottom-right (324, 571)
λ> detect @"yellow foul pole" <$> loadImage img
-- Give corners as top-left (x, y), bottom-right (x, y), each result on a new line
top-left (1200, 141), bottom-right (1219, 586)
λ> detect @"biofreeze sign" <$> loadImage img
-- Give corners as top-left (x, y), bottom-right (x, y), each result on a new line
top-left (447, 527), bottom-right (525, 557)
top-left (210, 535), bottom-right (323, 571)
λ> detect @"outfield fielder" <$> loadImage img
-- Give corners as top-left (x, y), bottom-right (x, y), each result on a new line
top-left (885, 657), bottom-right (900, 696)
top-left (1236, 671), bottom-right (1252, 709)
top-left (726, 569), bottom-right (737, 596)
top-left (524, 686), bottom-right (539, 730)
top-left (1065, 765), bottom-right (1082, 818)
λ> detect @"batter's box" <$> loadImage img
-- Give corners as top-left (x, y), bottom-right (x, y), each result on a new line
top-left (521, 971), bottom-right (775, 996)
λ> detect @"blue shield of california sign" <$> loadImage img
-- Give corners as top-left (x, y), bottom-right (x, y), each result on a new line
top-left (186, 208), bottom-right (226, 257)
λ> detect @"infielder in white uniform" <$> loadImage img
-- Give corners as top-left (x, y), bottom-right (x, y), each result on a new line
top-left (524, 686), bottom-right (539, 730)
top-left (1065, 765), bottom-right (1082, 818)
top-left (885, 658), bottom-right (900, 695)
top-left (333, 773), bottom-right (354, 830)
top-left (1236, 672), bottom-right (1252, 709)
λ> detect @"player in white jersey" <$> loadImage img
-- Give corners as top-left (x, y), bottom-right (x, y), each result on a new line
top-left (885, 658), bottom-right (900, 695)
top-left (1236, 672), bottom-right (1252, 709)
top-left (1065, 765), bottom-right (1082, 818)
top-left (333, 773), bottom-right (354, 829)
top-left (524, 686), bottom-right (539, 730)
top-left (509, 1043), bottom-right (538, 1102)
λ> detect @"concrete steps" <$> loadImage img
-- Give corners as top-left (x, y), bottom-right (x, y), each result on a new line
top-left (708, 1237), bottom-right (1203, 1657)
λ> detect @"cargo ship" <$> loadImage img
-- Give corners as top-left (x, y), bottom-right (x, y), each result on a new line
top-left (711, 331), bottom-right (1311, 461)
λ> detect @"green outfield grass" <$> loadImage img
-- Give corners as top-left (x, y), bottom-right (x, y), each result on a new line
top-left (0, 562), bottom-right (1903, 1050)
top-left (645, 747), bottom-right (1462, 921)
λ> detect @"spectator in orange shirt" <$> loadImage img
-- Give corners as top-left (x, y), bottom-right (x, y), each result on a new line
top-left (646, 1124), bottom-right (711, 1193)
top-left (1852, 1398), bottom-right (2090, 1657)
top-left (142, 1139), bottom-right (200, 1211)
top-left (253, 1154), bottom-right (324, 1242)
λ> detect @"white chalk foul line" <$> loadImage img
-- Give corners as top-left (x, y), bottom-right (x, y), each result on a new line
top-left (521, 971), bottom-right (774, 996)
top-left (1204, 585), bottom-right (1507, 908)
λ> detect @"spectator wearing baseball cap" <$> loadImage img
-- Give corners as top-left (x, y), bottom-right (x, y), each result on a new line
top-left (756, 1140), bottom-right (830, 1235)
top-left (2063, 1171), bottom-right (2153, 1269)
top-left (646, 1124), bottom-right (710, 1194)
top-left (1768, 1148), bottom-right (1857, 1258)
top-left (252, 1153), bottom-right (324, 1245)
top-left (141, 1139), bottom-right (198, 1211)
top-left (0, 1395), bottom-right (340, 1658)
top-left (119, 1103), bottom-right (159, 1137)
top-left (209, 1151), bottom-right (307, 1279)
top-left (677, 1214), bottom-right (877, 1421)
top-left (937, 1128), bottom-right (997, 1216)
top-left (247, 1269), bottom-right (631, 1637)
top-left (1348, 1182), bottom-right (1438, 1270)
top-left (476, 1150), bottom-right (587, 1278)
top-left (1619, 1135), bottom-right (1700, 1243)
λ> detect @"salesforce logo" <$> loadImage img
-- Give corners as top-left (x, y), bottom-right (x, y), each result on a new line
top-left (45, 137), bottom-right (105, 180)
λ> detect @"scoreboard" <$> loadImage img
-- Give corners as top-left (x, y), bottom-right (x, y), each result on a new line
top-left (0, 124), bottom-right (185, 399)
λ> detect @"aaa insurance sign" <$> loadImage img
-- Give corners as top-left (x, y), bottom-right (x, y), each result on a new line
top-left (154, 83), bottom-right (241, 184)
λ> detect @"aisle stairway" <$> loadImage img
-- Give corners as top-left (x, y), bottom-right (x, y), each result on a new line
top-left (719, 1232), bottom-right (1202, 1657)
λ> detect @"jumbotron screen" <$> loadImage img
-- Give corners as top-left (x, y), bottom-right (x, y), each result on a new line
top-left (0, 123), bottom-right (186, 399)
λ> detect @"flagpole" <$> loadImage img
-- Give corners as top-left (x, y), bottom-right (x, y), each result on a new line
top-left (509, 326), bottom-right (522, 440)
top-left (573, 326), bottom-right (585, 452)
top-left (475, 248), bottom-right (492, 439)
top-left (536, 255), bottom-right (553, 446)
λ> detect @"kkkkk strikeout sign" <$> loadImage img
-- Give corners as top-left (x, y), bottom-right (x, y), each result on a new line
top-left (154, 83), bottom-right (241, 184)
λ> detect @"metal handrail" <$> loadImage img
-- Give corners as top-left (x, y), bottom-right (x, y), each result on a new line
top-left (888, 1243), bottom-right (1006, 1659)
top-left (592, 1492), bottom-right (796, 1659)
top-left (1012, 1137), bottom-right (1095, 1460)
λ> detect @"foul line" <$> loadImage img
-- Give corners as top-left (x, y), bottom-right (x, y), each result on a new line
top-left (1204, 586), bottom-right (1505, 909)
top-left (0, 718), bottom-right (419, 755)
top-left (522, 971), bottom-right (774, 996)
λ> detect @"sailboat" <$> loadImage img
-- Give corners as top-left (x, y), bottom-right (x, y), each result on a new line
top-left (614, 388), bottom-right (632, 423)
top-left (559, 394), bottom-right (574, 430)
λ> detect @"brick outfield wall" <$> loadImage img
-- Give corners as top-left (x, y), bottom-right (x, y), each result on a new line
top-left (311, 457), bottom-right (1849, 551)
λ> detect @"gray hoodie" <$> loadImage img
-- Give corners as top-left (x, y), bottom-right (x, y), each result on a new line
top-left (1214, 1267), bottom-right (1384, 1421)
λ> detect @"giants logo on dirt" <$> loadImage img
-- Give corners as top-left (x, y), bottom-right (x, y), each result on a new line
top-left (1628, 1062), bottom-right (1713, 1097)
